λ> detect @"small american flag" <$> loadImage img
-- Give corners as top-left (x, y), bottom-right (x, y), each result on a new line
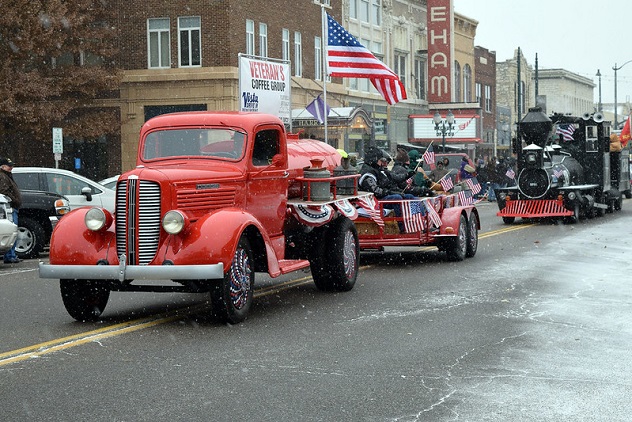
top-left (402, 200), bottom-right (425, 233)
top-left (555, 124), bottom-right (575, 142)
top-left (326, 14), bottom-right (406, 105)
top-left (357, 195), bottom-right (384, 227)
top-left (422, 144), bottom-right (435, 170)
top-left (458, 189), bottom-right (474, 206)
top-left (465, 177), bottom-right (481, 194)
top-left (439, 174), bottom-right (453, 191)
top-left (553, 168), bottom-right (564, 179)
top-left (505, 168), bottom-right (516, 179)
top-left (424, 198), bottom-right (442, 228)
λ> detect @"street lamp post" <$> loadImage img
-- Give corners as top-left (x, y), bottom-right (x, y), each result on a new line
top-left (596, 69), bottom-right (602, 112)
top-left (433, 110), bottom-right (455, 153)
top-left (613, 59), bottom-right (632, 129)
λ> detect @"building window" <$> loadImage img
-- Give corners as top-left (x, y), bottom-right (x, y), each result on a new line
top-left (485, 85), bottom-right (492, 112)
top-left (259, 23), bottom-right (268, 58)
top-left (294, 32), bottom-right (302, 77)
top-left (350, 0), bottom-right (358, 19)
top-left (414, 57), bottom-right (425, 100)
top-left (246, 20), bottom-right (255, 55)
top-left (454, 61), bottom-right (461, 102)
top-left (394, 53), bottom-right (406, 88)
top-left (282, 28), bottom-right (290, 61)
top-left (315, 36), bottom-right (322, 80)
top-left (178, 16), bottom-right (201, 67)
top-left (360, 0), bottom-right (370, 23)
top-left (463, 64), bottom-right (472, 102)
top-left (475, 82), bottom-right (482, 104)
top-left (148, 18), bottom-right (170, 68)
top-left (371, 0), bottom-right (381, 26)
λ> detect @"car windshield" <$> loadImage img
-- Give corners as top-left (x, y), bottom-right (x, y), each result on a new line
top-left (142, 128), bottom-right (247, 160)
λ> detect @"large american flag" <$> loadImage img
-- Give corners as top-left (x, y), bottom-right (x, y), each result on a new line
top-left (422, 144), bottom-right (435, 169)
top-left (357, 195), bottom-right (384, 227)
top-left (402, 200), bottom-right (425, 233)
top-left (326, 14), bottom-right (406, 105)
top-left (424, 198), bottom-right (442, 228)
top-left (458, 189), bottom-right (474, 206)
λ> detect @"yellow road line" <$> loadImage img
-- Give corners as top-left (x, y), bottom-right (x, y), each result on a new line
top-left (0, 223), bottom-right (533, 367)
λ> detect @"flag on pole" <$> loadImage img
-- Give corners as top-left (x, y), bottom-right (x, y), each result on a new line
top-left (422, 144), bottom-right (435, 170)
top-left (457, 189), bottom-right (474, 206)
top-left (555, 124), bottom-right (575, 142)
top-left (439, 174), bottom-right (453, 191)
top-left (424, 198), bottom-right (442, 228)
top-left (326, 14), bottom-right (406, 105)
top-left (305, 94), bottom-right (331, 124)
top-left (620, 114), bottom-right (631, 147)
top-left (402, 200), bottom-right (425, 233)
top-left (505, 168), bottom-right (516, 180)
top-left (458, 116), bottom-right (475, 131)
top-left (357, 195), bottom-right (384, 227)
top-left (465, 177), bottom-right (481, 194)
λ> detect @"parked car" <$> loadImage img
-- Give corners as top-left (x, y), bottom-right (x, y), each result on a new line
top-left (0, 194), bottom-right (18, 255)
top-left (12, 167), bottom-right (115, 212)
top-left (98, 175), bottom-right (120, 190)
top-left (14, 190), bottom-right (70, 259)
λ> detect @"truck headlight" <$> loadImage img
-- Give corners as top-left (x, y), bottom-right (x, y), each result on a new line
top-left (85, 208), bottom-right (113, 231)
top-left (162, 210), bottom-right (186, 235)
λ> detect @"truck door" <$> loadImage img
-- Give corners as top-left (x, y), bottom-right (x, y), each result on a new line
top-left (248, 127), bottom-right (289, 238)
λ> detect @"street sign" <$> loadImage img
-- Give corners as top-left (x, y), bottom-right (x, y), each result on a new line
top-left (52, 127), bottom-right (63, 154)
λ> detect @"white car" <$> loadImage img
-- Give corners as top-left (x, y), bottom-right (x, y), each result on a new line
top-left (98, 175), bottom-right (120, 190)
top-left (12, 167), bottom-right (115, 212)
top-left (0, 194), bottom-right (18, 254)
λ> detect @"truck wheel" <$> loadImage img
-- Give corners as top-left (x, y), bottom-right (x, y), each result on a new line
top-left (60, 279), bottom-right (110, 322)
top-left (15, 216), bottom-right (46, 259)
top-left (466, 214), bottom-right (478, 258)
top-left (446, 214), bottom-right (467, 261)
top-left (310, 217), bottom-right (359, 292)
top-left (210, 236), bottom-right (254, 324)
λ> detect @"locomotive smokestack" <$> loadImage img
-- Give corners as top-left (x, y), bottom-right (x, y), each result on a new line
top-left (519, 107), bottom-right (552, 148)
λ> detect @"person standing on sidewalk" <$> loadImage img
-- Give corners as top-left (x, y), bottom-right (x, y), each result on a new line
top-left (0, 157), bottom-right (21, 263)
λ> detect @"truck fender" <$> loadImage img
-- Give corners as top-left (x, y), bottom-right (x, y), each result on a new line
top-left (49, 208), bottom-right (117, 265)
top-left (171, 208), bottom-right (281, 274)
top-left (439, 206), bottom-right (471, 235)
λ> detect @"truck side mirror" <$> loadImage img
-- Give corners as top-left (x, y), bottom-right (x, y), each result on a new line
top-left (81, 186), bottom-right (93, 201)
top-left (271, 153), bottom-right (284, 167)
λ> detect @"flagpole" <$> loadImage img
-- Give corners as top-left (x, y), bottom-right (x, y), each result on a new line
top-left (320, 5), bottom-right (328, 145)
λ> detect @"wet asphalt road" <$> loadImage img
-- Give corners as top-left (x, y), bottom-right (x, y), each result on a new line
top-left (1, 202), bottom-right (631, 421)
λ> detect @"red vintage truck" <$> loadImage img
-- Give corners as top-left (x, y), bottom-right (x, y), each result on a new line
top-left (39, 111), bottom-right (479, 324)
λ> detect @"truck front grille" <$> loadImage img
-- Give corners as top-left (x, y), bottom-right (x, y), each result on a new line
top-left (176, 187), bottom-right (236, 212)
top-left (115, 179), bottom-right (161, 265)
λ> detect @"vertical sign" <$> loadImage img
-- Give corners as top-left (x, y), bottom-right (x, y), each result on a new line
top-left (427, 0), bottom-right (453, 103)
top-left (238, 54), bottom-right (291, 125)
top-left (52, 127), bottom-right (63, 169)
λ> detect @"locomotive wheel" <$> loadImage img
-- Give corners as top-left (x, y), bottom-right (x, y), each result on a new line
top-left (446, 214), bottom-right (467, 261)
top-left (310, 217), bottom-right (359, 292)
top-left (210, 236), bottom-right (254, 324)
top-left (60, 279), bottom-right (111, 322)
top-left (466, 214), bottom-right (478, 258)
top-left (502, 217), bottom-right (515, 224)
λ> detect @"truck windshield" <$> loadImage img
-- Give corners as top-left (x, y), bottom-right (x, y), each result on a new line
top-left (142, 128), bottom-right (247, 160)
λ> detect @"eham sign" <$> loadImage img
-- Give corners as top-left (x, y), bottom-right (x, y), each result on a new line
top-left (239, 54), bottom-right (291, 124)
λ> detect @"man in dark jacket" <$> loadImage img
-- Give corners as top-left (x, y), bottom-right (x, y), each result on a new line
top-left (390, 148), bottom-right (434, 197)
top-left (0, 157), bottom-right (21, 263)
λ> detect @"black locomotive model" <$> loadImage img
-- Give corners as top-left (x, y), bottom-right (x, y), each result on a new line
top-left (496, 107), bottom-right (631, 224)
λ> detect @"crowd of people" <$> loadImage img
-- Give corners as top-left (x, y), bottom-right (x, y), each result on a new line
top-left (473, 155), bottom-right (517, 201)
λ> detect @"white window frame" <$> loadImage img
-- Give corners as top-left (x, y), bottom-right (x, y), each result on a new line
top-left (282, 28), bottom-right (290, 61)
top-left (294, 31), bottom-right (302, 77)
top-left (371, 0), bottom-right (381, 26)
top-left (246, 19), bottom-right (255, 56)
top-left (148, 18), bottom-right (171, 69)
top-left (349, 0), bottom-right (358, 19)
top-left (360, 0), bottom-right (370, 23)
top-left (259, 23), bottom-right (268, 58)
top-left (314, 36), bottom-right (322, 81)
top-left (485, 85), bottom-right (492, 112)
top-left (476, 82), bottom-right (482, 104)
top-left (177, 16), bottom-right (201, 67)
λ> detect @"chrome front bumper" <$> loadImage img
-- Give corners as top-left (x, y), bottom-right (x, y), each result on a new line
top-left (39, 260), bottom-right (224, 281)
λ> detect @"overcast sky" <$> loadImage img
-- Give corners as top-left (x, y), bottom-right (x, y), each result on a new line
top-left (453, 0), bottom-right (632, 106)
